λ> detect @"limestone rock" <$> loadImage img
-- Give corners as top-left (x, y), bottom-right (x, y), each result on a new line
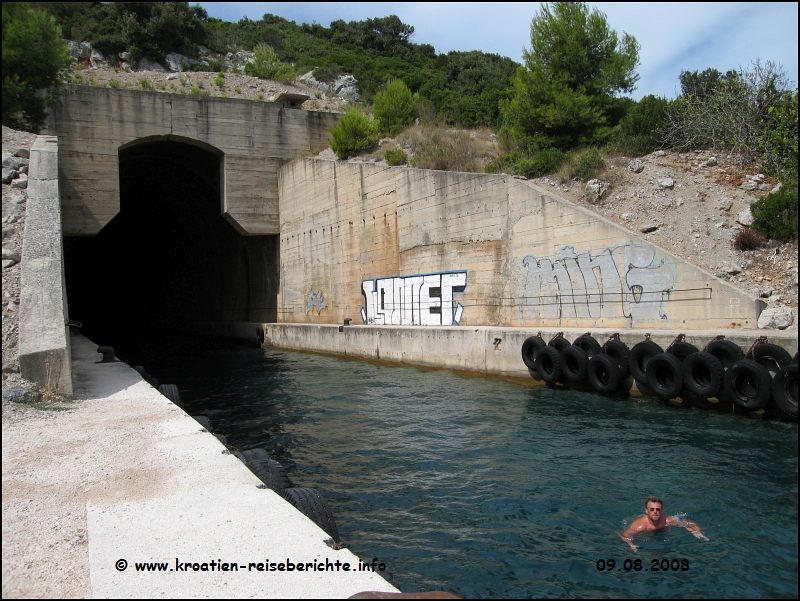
top-left (657, 177), bottom-right (674, 189)
top-left (758, 307), bottom-right (794, 330)
top-left (640, 223), bottom-right (659, 233)
top-left (653, 150), bottom-right (666, 157)
top-left (2, 156), bottom-right (27, 170)
top-left (164, 52), bottom-right (206, 72)
top-left (701, 156), bottom-right (718, 167)
top-left (584, 179), bottom-right (609, 203)
top-left (758, 183), bottom-right (771, 191)
top-left (736, 207), bottom-right (754, 226)
top-left (739, 181), bottom-right (757, 191)
top-left (10, 174), bottom-right (27, 189)
top-left (67, 40), bottom-right (92, 62)
top-left (2, 384), bottom-right (40, 404)
top-left (718, 199), bottom-right (733, 212)
top-left (2, 248), bottom-right (20, 265)
top-left (2, 227), bottom-right (15, 240)
top-left (759, 286), bottom-right (773, 298)
top-left (628, 159), bottom-right (644, 173)
top-left (90, 48), bottom-right (106, 67)
top-left (770, 183), bottom-right (783, 194)
top-left (137, 57), bottom-right (167, 72)
top-left (12, 148), bottom-right (30, 159)
top-left (2, 168), bottom-right (15, 185)
top-left (725, 263), bottom-right (742, 275)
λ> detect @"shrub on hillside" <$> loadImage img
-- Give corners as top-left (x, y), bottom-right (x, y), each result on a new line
top-left (384, 148), bottom-right (408, 166)
top-left (329, 107), bottom-right (379, 159)
top-left (398, 125), bottom-right (490, 172)
top-left (244, 43), bottom-right (294, 82)
top-left (374, 79), bottom-right (416, 136)
top-left (732, 227), bottom-right (767, 251)
top-left (566, 148), bottom-right (606, 181)
top-left (751, 184), bottom-right (798, 241)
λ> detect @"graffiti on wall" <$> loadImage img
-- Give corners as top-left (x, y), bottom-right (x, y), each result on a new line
top-left (361, 271), bottom-right (467, 325)
top-left (306, 287), bottom-right (327, 315)
top-left (520, 243), bottom-right (675, 322)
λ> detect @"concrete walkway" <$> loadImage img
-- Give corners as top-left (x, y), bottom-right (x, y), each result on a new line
top-left (5, 334), bottom-right (398, 598)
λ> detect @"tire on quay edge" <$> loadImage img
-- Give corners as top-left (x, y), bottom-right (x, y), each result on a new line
top-left (535, 346), bottom-right (561, 384)
top-left (194, 415), bottom-right (212, 431)
top-left (158, 384), bottom-right (181, 406)
top-left (706, 339), bottom-right (744, 371)
top-left (548, 336), bottom-right (571, 352)
top-left (771, 363), bottom-right (798, 416)
top-left (646, 353), bottom-right (684, 400)
top-left (752, 343), bottom-right (793, 376)
top-left (573, 335), bottom-right (602, 358)
top-left (587, 354), bottom-right (623, 393)
top-left (723, 359), bottom-right (772, 411)
top-left (682, 352), bottom-right (724, 398)
top-left (603, 340), bottom-right (630, 379)
top-left (667, 341), bottom-right (700, 363)
top-left (249, 458), bottom-right (293, 492)
top-left (629, 340), bottom-right (663, 387)
top-left (522, 336), bottom-right (547, 371)
top-left (281, 487), bottom-right (341, 543)
top-left (559, 346), bottom-right (588, 383)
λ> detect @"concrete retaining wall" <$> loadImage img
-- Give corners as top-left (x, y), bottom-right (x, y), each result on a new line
top-left (47, 85), bottom-right (338, 235)
top-left (19, 136), bottom-right (73, 396)
top-left (264, 323), bottom-right (798, 381)
top-left (278, 160), bottom-right (762, 331)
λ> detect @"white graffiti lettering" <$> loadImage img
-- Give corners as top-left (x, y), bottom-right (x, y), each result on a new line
top-left (361, 271), bottom-right (467, 325)
top-left (520, 243), bottom-right (675, 322)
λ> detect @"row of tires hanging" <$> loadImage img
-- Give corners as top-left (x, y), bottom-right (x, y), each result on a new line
top-left (521, 332), bottom-right (798, 417)
top-left (156, 381), bottom-right (343, 545)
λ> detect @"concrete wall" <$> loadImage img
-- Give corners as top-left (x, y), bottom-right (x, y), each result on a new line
top-left (47, 85), bottom-right (338, 236)
top-left (264, 323), bottom-right (798, 380)
top-left (278, 159), bottom-right (762, 330)
top-left (19, 136), bottom-right (73, 396)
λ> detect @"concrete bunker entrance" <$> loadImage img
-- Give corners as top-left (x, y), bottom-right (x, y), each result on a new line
top-left (64, 138), bottom-right (278, 351)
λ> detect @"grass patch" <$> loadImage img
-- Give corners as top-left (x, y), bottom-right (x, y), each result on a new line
top-left (397, 125), bottom-right (496, 173)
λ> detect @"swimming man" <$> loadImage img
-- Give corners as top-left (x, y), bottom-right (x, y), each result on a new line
top-left (619, 496), bottom-right (709, 551)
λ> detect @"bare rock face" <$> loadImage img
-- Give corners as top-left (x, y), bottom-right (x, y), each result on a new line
top-left (628, 159), bottom-right (644, 173)
top-left (657, 177), bottom-right (674, 189)
top-left (758, 307), bottom-right (794, 330)
top-left (584, 179), bottom-right (609, 203)
top-left (740, 181), bottom-right (758, 191)
top-left (137, 57), bottom-right (167, 72)
top-left (164, 52), bottom-right (207, 72)
top-left (736, 207), bottom-right (754, 226)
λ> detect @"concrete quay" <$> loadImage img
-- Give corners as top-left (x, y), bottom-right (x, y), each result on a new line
top-left (3, 334), bottom-right (398, 598)
top-left (264, 322), bottom-right (798, 383)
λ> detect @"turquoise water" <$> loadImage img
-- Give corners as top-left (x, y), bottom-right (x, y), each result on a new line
top-left (147, 342), bottom-right (798, 598)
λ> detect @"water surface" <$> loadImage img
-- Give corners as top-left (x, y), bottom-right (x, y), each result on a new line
top-left (147, 342), bottom-right (798, 598)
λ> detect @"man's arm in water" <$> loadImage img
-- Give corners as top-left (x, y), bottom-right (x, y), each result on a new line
top-left (619, 519), bottom-right (646, 551)
top-left (667, 516), bottom-right (710, 540)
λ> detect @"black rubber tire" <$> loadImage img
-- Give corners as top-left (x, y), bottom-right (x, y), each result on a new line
top-left (232, 450), bottom-right (247, 463)
top-left (194, 415), bottom-right (212, 431)
top-left (573, 335), bottom-right (602, 358)
top-left (281, 487), bottom-right (341, 543)
top-left (548, 336), bottom-right (571, 352)
top-left (629, 340), bottom-right (663, 387)
top-left (682, 352), bottom-right (724, 398)
top-left (793, 352), bottom-right (798, 364)
top-left (587, 354), bottom-right (623, 393)
top-left (603, 340), bottom-right (630, 378)
top-left (214, 433), bottom-right (228, 445)
top-left (250, 458), bottom-right (293, 492)
top-left (535, 346), bottom-right (561, 384)
top-left (521, 336), bottom-right (547, 371)
top-left (771, 364), bottom-right (798, 416)
top-left (646, 353), bottom-right (685, 399)
top-left (723, 359), bottom-right (773, 410)
top-left (752, 343), bottom-right (793, 376)
top-left (706, 339), bottom-right (744, 371)
top-left (158, 384), bottom-right (181, 406)
top-left (242, 448), bottom-right (272, 464)
top-left (668, 341), bottom-right (700, 363)
top-left (559, 346), bottom-right (588, 383)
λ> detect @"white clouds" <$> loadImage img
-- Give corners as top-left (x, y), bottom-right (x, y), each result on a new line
top-left (197, 2), bottom-right (798, 100)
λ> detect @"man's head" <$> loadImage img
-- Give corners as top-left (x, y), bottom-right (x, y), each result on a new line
top-left (645, 496), bottom-right (664, 520)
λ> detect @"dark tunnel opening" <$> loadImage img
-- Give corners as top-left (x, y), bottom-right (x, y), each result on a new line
top-left (64, 139), bottom-right (278, 361)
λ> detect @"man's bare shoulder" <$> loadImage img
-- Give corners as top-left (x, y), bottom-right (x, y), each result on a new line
top-left (625, 516), bottom-right (651, 532)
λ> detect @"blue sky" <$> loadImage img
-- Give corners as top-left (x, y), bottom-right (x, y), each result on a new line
top-left (197, 2), bottom-right (798, 101)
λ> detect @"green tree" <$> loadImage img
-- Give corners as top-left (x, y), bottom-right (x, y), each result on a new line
top-left (501, 2), bottom-right (640, 150)
top-left (244, 42), bottom-right (294, 81)
top-left (373, 79), bottom-right (416, 136)
top-left (3, 2), bottom-right (70, 132)
top-left (329, 107), bottom-right (379, 159)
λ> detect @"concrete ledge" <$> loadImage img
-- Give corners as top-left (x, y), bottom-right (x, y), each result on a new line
top-left (19, 135), bottom-right (72, 396)
top-left (265, 323), bottom-right (798, 380)
top-left (68, 335), bottom-right (397, 598)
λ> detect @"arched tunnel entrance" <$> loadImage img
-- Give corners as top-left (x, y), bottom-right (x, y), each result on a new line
top-left (64, 138), bottom-right (278, 359)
